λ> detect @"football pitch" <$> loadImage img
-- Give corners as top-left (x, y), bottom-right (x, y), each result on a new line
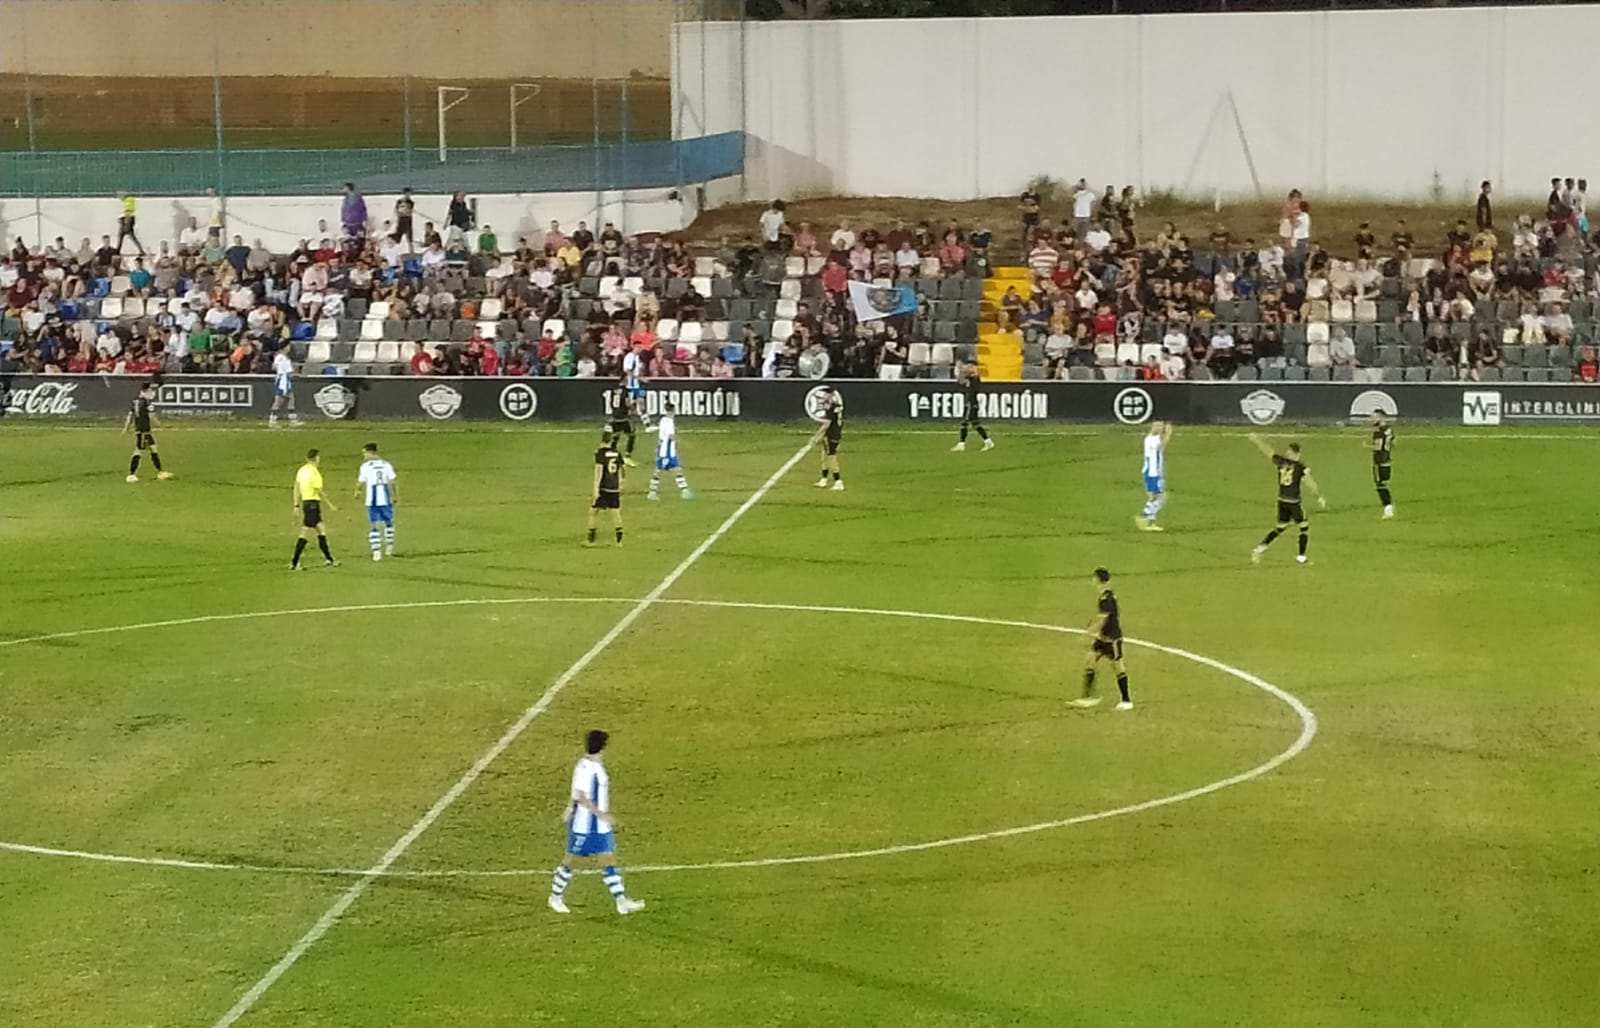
top-left (2, 419), bottom-right (1594, 1027)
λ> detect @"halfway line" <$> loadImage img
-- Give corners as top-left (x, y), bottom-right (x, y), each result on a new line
top-left (207, 437), bottom-right (816, 1028)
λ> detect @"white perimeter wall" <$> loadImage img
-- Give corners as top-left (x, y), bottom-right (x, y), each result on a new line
top-left (674, 7), bottom-right (1595, 201)
top-left (0, 183), bottom-right (732, 255)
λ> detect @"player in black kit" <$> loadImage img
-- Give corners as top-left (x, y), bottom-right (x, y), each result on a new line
top-left (950, 361), bottom-right (994, 452)
top-left (1071, 567), bottom-right (1132, 710)
top-left (1249, 434), bottom-right (1326, 565)
top-left (586, 430), bottom-right (625, 546)
top-left (605, 377), bottom-right (640, 467)
top-left (122, 380), bottom-right (172, 482)
top-left (1370, 411), bottom-right (1395, 519)
top-left (812, 386), bottom-right (844, 491)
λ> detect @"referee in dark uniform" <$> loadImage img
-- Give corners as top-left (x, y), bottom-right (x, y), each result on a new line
top-left (122, 380), bottom-right (172, 482)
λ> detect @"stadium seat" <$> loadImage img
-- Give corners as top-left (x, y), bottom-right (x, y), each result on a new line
top-left (1307, 343), bottom-right (1332, 368)
top-left (775, 298), bottom-right (799, 319)
top-left (920, 256), bottom-right (942, 278)
top-left (1330, 299), bottom-right (1353, 322)
top-left (479, 297), bottom-right (503, 321)
top-left (679, 321), bottom-right (704, 345)
top-left (99, 297), bottom-right (123, 319)
top-left (719, 343), bottom-right (745, 365)
top-left (805, 256), bottom-right (827, 276)
top-left (316, 319), bottom-right (338, 341)
top-left (308, 341), bottom-right (332, 363)
top-left (358, 319), bottom-right (383, 342)
top-left (1234, 365), bottom-right (1259, 381)
top-left (771, 319), bottom-right (795, 342)
top-left (1524, 367), bottom-right (1553, 383)
top-left (1139, 343), bottom-right (1163, 364)
top-left (694, 257), bottom-right (716, 277)
top-left (784, 257), bottom-right (806, 278)
top-left (931, 343), bottom-right (955, 367)
top-left (1306, 321), bottom-right (1330, 345)
top-left (1115, 342), bottom-right (1139, 365)
top-left (656, 318), bottom-right (679, 342)
top-left (1067, 365), bottom-right (1093, 381)
top-left (395, 341), bottom-right (419, 362)
top-left (352, 341), bottom-right (378, 363)
top-left (1306, 277), bottom-right (1328, 300)
top-left (907, 343), bottom-right (931, 367)
top-left (599, 275), bottom-right (620, 298)
top-left (121, 298), bottom-right (145, 319)
top-left (476, 321), bottom-right (498, 339)
top-left (375, 341), bottom-right (400, 363)
top-left (367, 301), bottom-right (390, 321)
top-left (1306, 300), bottom-right (1330, 322)
top-left (1523, 344), bottom-right (1549, 367)
top-left (1548, 344), bottom-right (1573, 368)
top-left (1402, 366), bottom-right (1429, 382)
top-left (778, 278), bottom-right (802, 301)
top-left (1478, 367), bottom-right (1501, 382)
top-left (1261, 365), bottom-right (1285, 381)
top-left (109, 275), bottom-right (132, 295)
top-left (542, 318), bottom-right (566, 341)
top-left (708, 321), bottom-right (730, 342)
top-left (1094, 342), bottom-right (1116, 365)
top-left (1356, 299), bottom-right (1379, 322)
top-left (691, 275), bottom-right (713, 297)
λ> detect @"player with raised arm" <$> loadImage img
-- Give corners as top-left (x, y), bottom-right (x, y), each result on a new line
top-left (1137, 420), bottom-right (1172, 531)
top-left (950, 361), bottom-right (994, 452)
top-left (355, 442), bottom-right (398, 561)
top-left (647, 400), bottom-right (694, 501)
top-left (587, 430), bottom-right (625, 546)
top-left (122, 379), bottom-right (173, 482)
top-left (1249, 434), bottom-right (1326, 565)
top-left (812, 386), bottom-right (844, 491)
top-left (622, 347), bottom-right (651, 429)
top-left (269, 349), bottom-right (300, 427)
top-left (1370, 411), bottom-right (1395, 519)
top-left (1071, 567), bottom-right (1133, 710)
top-left (605, 375), bottom-right (640, 467)
top-left (549, 729), bottom-right (646, 916)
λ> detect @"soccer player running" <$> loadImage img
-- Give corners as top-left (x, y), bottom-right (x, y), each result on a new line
top-left (355, 442), bottom-right (398, 561)
top-left (647, 401), bottom-right (694, 501)
top-left (950, 361), bottom-right (994, 452)
top-left (587, 430), bottom-right (625, 546)
top-left (269, 349), bottom-right (300, 427)
top-left (122, 380), bottom-right (173, 482)
top-left (1370, 411), bottom-right (1395, 519)
top-left (605, 375), bottom-right (640, 467)
top-left (549, 729), bottom-right (645, 916)
top-left (1071, 567), bottom-right (1133, 711)
top-left (290, 448), bottom-right (339, 570)
top-left (812, 386), bottom-right (845, 491)
top-left (1248, 434), bottom-right (1326, 565)
top-left (1137, 420), bottom-right (1173, 532)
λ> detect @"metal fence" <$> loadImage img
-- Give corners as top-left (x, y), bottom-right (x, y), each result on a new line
top-left (0, 0), bottom-right (742, 196)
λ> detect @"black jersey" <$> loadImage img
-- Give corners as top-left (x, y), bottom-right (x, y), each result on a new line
top-left (131, 394), bottom-right (153, 434)
top-left (1096, 588), bottom-right (1123, 641)
top-left (606, 387), bottom-right (630, 422)
top-left (962, 373), bottom-right (982, 413)
top-left (594, 445), bottom-right (623, 493)
top-left (1372, 425), bottom-right (1394, 465)
top-left (1272, 454), bottom-right (1308, 502)
top-left (823, 402), bottom-right (843, 440)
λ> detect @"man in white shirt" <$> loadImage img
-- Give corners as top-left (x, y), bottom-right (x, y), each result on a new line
top-left (1162, 324), bottom-right (1190, 357)
top-left (178, 218), bottom-right (205, 255)
top-left (1329, 328), bottom-right (1358, 367)
top-left (1159, 349), bottom-right (1186, 380)
top-left (1258, 241), bottom-right (1285, 279)
top-left (830, 219), bottom-right (856, 252)
top-left (758, 200), bottom-right (785, 249)
top-left (1071, 178), bottom-right (1097, 238)
top-left (549, 730), bottom-right (645, 916)
top-left (1084, 221), bottom-right (1112, 253)
top-left (894, 242), bottom-right (920, 275)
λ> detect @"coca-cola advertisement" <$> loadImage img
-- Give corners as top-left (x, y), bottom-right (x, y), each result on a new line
top-left (1, 380), bottom-right (81, 416)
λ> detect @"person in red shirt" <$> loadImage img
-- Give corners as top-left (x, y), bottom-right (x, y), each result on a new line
top-left (409, 346), bottom-right (434, 375)
top-left (480, 344), bottom-right (500, 377)
top-left (1092, 302), bottom-right (1117, 339)
top-left (537, 331), bottom-right (560, 366)
top-left (820, 260), bottom-right (848, 296)
top-left (1577, 346), bottom-right (1598, 383)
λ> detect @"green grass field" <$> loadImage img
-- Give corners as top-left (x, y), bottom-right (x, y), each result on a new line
top-left (2, 419), bottom-right (1595, 1028)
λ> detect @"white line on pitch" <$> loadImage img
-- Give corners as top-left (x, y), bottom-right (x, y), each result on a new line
top-left (0, 599), bottom-right (1317, 883)
top-left (206, 440), bottom-right (815, 1028)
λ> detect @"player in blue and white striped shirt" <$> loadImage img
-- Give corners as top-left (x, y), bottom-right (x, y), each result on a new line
top-left (647, 400), bottom-right (693, 501)
top-left (355, 442), bottom-right (398, 560)
top-left (1137, 421), bottom-right (1172, 532)
top-left (549, 729), bottom-right (645, 916)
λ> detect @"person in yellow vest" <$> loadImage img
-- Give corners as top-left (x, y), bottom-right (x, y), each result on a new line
top-left (291, 448), bottom-right (339, 570)
top-left (116, 193), bottom-right (145, 257)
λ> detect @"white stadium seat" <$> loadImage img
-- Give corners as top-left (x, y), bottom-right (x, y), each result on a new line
top-left (307, 341), bottom-right (332, 363)
top-left (1094, 342), bottom-right (1116, 365)
top-left (1306, 321), bottom-right (1331, 345)
top-left (542, 318), bottom-right (566, 340)
top-left (656, 318), bottom-right (679, 342)
top-left (907, 342), bottom-right (931, 366)
top-left (622, 276), bottom-right (644, 295)
top-left (1355, 300), bottom-right (1378, 323)
top-left (121, 298), bottom-right (145, 319)
top-left (779, 278), bottom-right (801, 300)
top-left (691, 275), bottom-right (712, 297)
top-left (1330, 299), bottom-right (1354, 322)
top-left (367, 300), bottom-right (391, 320)
top-left (805, 256), bottom-right (826, 275)
top-left (360, 318), bottom-right (384, 341)
top-left (930, 343), bottom-right (955, 366)
top-left (376, 341), bottom-right (400, 363)
top-left (708, 320), bottom-right (730, 342)
top-left (599, 275), bottom-right (620, 297)
top-left (775, 298), bottom-right (799, 319)
top-left (772, 319), bottom-right (795, 342)
top-left (316, 319), bottom-right (338, 341)
top-left (920, 256), bottom-right (941, 278)
top-left (1115, 342), bottom-right (1140, 365)
top-left (678, 321), bottom-right (704, 345)
top-left (784, 256), bottom-right (806, 277)
top-left (479, 297), bottom-right (503, 320)
top-left (693, 256), bottom-right (716, 277)
top-left (1307, 342), bottom-right (1332, 368)
top-left (109, 275), bottom-right (132, 295)
top-left (352, 341), bottom-right (378, 363)
top-left (1139, 343), bottom-right (1163, 364)
top-left (99, 297), bottom-right (123, 319)
top-left (395, 341), bottom-right (419, 361)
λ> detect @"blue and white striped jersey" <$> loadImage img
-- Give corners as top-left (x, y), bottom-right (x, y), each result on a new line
top-left (357, 458), bottom-right (397, 508)
top-left (1142, 433), bottom-right (1165, 479)
top-left (570, 756), bottom-right (612, 834)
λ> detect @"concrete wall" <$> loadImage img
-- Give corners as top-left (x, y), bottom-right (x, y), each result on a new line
top-left (1, 0), bottom-right (672, 78)
top-left (0, 180), bottom-right (731, 254)
top-left (674, 7), bottom-right (1596, 201)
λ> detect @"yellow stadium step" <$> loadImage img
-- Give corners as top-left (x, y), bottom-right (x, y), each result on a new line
top-left (978, 356), bottom-right (1023, 381)
top-left (991, 265), bottom-right (1031, 282)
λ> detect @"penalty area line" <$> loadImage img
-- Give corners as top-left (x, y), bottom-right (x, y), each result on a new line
top-left (206, 437), bottom-right (815, 1028)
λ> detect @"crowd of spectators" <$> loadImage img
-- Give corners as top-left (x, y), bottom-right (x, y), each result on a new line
top-left (3, 177), bottom-right (1598, 383)
top-left (1007, 176), bottom-right (1600, 382)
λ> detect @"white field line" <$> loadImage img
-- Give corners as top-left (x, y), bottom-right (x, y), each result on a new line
top-left (0, 601), bottom-right (1317, 882)
top-left (204, 439), bottom-right (815, 1028)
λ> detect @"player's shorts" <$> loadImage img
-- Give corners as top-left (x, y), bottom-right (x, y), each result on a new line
top-left (627, 385), bottom-right (645, 401)
top-left (608, 418), bottom-right (633, 435)
top-left (301, 500), bottom-right (323, 528)
top-left (823, 435), bottom-right (841, 456)
top-left (1092, 637), bottom-right (1124, 661)
top-left (592, 490), bottom-right (621, 510)
top-left (1276, 500), bottom-right (1306, 525)
top-left (566, 829), bottom-right (616, 858)
top-left (655, 454), bottom-right (680, 471)
top-left (274, 379), bottom-right (293, 398)
top-left (1143, 473), bottom-right (1164, 495)
top-left (133, 431), bottom-right (156, 450)
top-left (367, 504), bottom-right (393, 524)
top-left (1373, 462), bottom-right (1392, 486)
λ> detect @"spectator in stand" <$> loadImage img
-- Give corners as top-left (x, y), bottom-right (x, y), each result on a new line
top-left (1207, 325), bottom-right (1237, 378)
top-left (792, 220), bottom-right (820, 258)
top-left (1084, 220), bottom-right (1112, 254)
top-left (570, 221), bottom-right (594, 257)
top-left (1070, 178), bottom-right (1096, 239)
top-left (1329, 327), bottom-right (1358, 369)
top-left (759, 200), bottom-right (786, 251)
top-left (1018, 185), bottom-right (1040, 247)
top-left (1027, 238), bottom-right (1059, 280)
top-left (1477, 181), bottom-right (1494, 232)
top-left (937, 232), bottom-right (965, 275)
top-left (340, 183), bottom-right (367, 241)
top-left (1577, 346), bottom-right (1598, 383)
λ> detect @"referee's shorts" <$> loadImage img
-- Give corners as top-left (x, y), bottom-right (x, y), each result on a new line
top-left (301, 500), bottom-right (323, 528)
